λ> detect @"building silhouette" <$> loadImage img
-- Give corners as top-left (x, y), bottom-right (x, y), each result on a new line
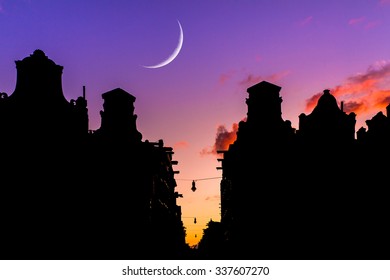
top-left (218, 80), bottom-right (390, 260)
top-left (3, 51), bottom-right (389, 260)
top-left (196, 219), bottom-right (226, 259)
top-left (0, 50), bottom-right (187, 260)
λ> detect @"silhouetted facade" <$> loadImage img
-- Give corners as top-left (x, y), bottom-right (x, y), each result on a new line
top-left (219, 81), bottom-right (390, 260)
top-left (196, 220), bottom-right (226, 259)
top-left (3, 51), bottom-right (389, 260)
top-left (0, 50), bottom-right (186, 260)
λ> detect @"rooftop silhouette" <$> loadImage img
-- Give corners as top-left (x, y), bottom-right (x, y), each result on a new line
top-left (214, 80), bottom-right (390, 260)
top-left (1, 51), bottom-right (389, 260)
top-left (0, 50), bottom-right (187, 260)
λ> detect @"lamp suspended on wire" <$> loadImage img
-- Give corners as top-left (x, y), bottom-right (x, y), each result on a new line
top-left (176, 176), bottom-right (221, 192)
top-left (191, 180), bottom-right (196, 192)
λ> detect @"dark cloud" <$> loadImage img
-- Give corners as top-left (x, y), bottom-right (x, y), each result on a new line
top-left (342, 100), bottom-right (365, 113)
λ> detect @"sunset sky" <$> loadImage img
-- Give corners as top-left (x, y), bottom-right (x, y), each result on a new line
top-left (1, 0), bottom-right (390, 247)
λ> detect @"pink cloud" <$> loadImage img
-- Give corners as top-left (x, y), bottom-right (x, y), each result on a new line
top-left (347, 60), bottom-right (390, 84)
top-left (255, 54), bottom-right (262, 62)
top-left (365, 20), bottom-right (380, 30)
top-left (239, 71), bottom-right (290, 89)
top-left (267, 70), bottom-right (291, 83)
top-left (218, 70), bottom-right (236, 85)
top-left (173, 141), bottom-right (189, 149)
top-left (348, 17), bottom-right (380, 30)
top-left (239, 74), bottom-right (263, 88)
top-left (299, 16), bottom-right (313, 26)
top-left (305, 60), bottom-right (390, 122)
top-left (219, 67), bottom-right (290, 90)
top-left (379, 0), bottom-right (390, 6)
top-left (305, 92), bottom-right (323, 111)
top-left (348, 16), bottom-right (366, 25)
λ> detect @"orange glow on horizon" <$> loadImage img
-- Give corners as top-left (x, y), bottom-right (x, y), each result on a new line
top-left (304, 61), bottom-right (390, 125)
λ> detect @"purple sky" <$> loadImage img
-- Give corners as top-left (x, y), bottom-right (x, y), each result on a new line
top-left (1, 0), bottom-right (390, 246)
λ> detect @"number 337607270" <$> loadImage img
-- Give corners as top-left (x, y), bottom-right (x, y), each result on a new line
top-left (215, 267), bottom-right (269, 276)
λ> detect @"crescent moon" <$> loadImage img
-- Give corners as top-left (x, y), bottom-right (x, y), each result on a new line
top-left (143, 20), bottom-right (183, 69)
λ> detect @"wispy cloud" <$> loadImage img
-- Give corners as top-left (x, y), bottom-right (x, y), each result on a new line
top-left (218, 70), bottom-right (237, 85)
top-left (238, 74), bottom-right (263, 88)
top-left (238, 70), bottom-right (290, 89)
top-left (348, 16), bottom-right (380, 30)
top-left (379, 0), bottom-right (390, 6)
top-left (305, 60), bottom-right (390, 125)
top-left (299, 16), bottom-right (313, 26)
top-left (348, 16), bottom-right (366, 25)
top-left (219, 62), bottom-right (290, 88)
top-left (364, 20), bottom-right (380, 30)
top-left (173, 141), bottom-right (189, 150)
